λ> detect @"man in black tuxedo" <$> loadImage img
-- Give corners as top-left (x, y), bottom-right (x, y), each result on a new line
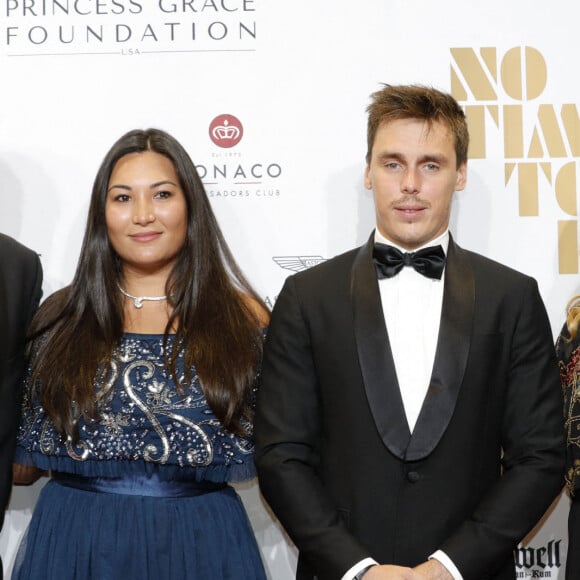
top-left (0, 233), bottom-right (42, 579)
top-left (255, 85), bottom-right (564, 580)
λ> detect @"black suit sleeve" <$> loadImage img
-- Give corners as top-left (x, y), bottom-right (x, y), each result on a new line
top-left (255, 276), bottom-right (370, 579)
top-left (440, 277), bottom-right (565, 577)
top-left (0, 242), bottom-right (42, 528)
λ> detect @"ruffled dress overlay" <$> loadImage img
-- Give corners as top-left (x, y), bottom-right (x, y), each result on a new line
top-left (12, 333), bottom-right (267, 580)
top-left (557, 326), bottom-right (580, 579)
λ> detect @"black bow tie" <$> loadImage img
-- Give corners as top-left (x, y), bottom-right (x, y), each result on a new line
top-left (373, 243), bottom-right (446, 280)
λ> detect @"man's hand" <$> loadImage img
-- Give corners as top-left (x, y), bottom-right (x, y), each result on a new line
top-left (413, 560), bottom-right (454, 579)
top-left (361, 559), bottom-right (454, 580)
top-left (362, 565), bottom-right (420, 579)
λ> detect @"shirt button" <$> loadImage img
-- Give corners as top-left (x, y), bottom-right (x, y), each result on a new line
top-left (407, 471), bottom-right (420, 483)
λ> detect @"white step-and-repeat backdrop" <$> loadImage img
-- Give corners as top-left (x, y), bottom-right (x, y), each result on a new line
top-left (0, 1), bottom-right (577, 577)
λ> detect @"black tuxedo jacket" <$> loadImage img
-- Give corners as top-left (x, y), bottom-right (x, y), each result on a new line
top-left (255, 234), bottom-right (564, 580)
top-left (0, 234), bottom-right (42, 531)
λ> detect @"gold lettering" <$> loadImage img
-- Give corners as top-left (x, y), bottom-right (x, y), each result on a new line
top-left (465, 106), bottom-right (486, 158)
top-left (450, 48), bottom-right (497, 101)
top-left (555, 161), bottom-right (578, 215)
top-left (536, 105), bottom-right (568, 157)
top-left (501, 48), bottom-right (523, 100)
top-left (524, 46), bottom-right (547, 100)
top-left (541, 162), bottom-right (552, 184)
top-left (558, 220), bottom-right (578, 274)
top-left (505, 163), bottom-right (516, 184)
top-left (504, 105), bottom-right (524, 158)
top-left (561, 104), bottom-right (580, 157)
top-left (451, 67), bottom-right (467, 101)
top-left (525, 105), bottom-right (580, 159)
top-left (452, 45), bottom-right (580, 276)
top-left (510, 163), bottom-right (540, 216)
top-left (528, 128), bottom-right (544, 158)
top-left (500, 47), bottom-right (547, 101)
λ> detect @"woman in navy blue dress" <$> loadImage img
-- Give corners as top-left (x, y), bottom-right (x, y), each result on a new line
top-left (12, 128), bottom-right (269, 580)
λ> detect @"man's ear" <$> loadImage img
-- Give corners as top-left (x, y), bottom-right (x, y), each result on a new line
top-left (364, 164), bottom-right (372, 190)
top-left (455, 161), bottom-right (467, 191)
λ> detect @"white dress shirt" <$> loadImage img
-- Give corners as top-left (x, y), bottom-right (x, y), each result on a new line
top-left (341, 230), bottom-right (462, 580)
top-left (376, 229), bottom-right (447, 431)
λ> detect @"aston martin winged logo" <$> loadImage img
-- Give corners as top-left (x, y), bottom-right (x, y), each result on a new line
top-left (272, 256), bottom-right (327, 272)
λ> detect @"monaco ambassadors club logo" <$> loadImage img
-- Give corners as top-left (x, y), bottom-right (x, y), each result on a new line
top-left (198, 112), bottom-right (283, 200)
top-left (209, 114), bottom-right (244, 148)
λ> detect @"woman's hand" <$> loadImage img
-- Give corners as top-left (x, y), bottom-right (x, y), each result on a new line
top-left (12, 463), bottom-right (46, 485)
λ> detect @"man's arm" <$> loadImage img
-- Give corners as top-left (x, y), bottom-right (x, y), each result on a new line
top-left (437, 277), bottom-right (565, 576)
top-left (0, 243), bottom-right (42, 527)
top-left (24, 251), bottom-right (43, 329)
top-left (255, 275), bottom-right (372, 579)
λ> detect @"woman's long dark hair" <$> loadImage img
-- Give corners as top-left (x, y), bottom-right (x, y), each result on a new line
top-left (29, 128), bottom-right (267, 439)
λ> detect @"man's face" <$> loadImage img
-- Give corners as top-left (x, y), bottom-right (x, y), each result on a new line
top-left (365, 118), bottom-right (467, 250)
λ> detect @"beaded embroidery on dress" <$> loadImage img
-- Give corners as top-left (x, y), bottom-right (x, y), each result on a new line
top-left (17, 334), bottom-right (255, 482)
top-left (12, 333), bottom-right (266, 580)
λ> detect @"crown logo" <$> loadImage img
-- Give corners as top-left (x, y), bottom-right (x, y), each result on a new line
top-left (212, 119), bottom-right (240, 141)
top-left (209, 114), bottom-right (244, 148)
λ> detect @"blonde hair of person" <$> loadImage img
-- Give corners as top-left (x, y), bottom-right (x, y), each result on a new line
top-left (566, 295), bottom-right (580, 341)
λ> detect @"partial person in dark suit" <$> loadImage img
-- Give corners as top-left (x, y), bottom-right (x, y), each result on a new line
top-left (0, 233), bottom-right (42, 580)
top-left (255, 85), bottom-right (564, 580)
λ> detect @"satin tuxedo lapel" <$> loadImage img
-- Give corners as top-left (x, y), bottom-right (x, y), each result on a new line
top-left (351, 234), bottom-right (474, 461)
top-left (406, 237), bottom-right (474, 460)
top-left (351, 235), bottom-right (411, 459)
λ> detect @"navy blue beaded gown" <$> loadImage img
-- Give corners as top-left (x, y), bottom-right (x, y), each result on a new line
top-left (12, 334), bottom-right (267, 580)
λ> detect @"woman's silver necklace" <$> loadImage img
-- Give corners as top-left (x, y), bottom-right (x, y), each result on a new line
top-left (118, 284), bottom-right (167, 309)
